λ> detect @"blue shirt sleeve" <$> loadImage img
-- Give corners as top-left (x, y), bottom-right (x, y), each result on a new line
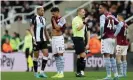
top-left (114, 22), bottom-right (124, 37)
top-left (100, 15), bottom-right (105, 36)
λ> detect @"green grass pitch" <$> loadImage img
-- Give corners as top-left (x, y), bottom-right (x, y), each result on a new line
top-left (1, 72), bottom-right (133, 80)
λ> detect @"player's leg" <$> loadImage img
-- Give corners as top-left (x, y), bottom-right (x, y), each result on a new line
top-left (122, 55), bottom-right (127, 77)
top-left (79, 52), bottom-right (86, 76)
top-left (110, 39), bottom-right (118, 79)
top-left (116, 45), bottom-right (123, 77)
top-left (33, 42), bottom-right (40, 78)
top-left (101, 39), bottom-right (112, 79)
top-left (122, 46), bottom-right (128, 77)
top-left (75, 38), bottom-right (86, 77)
top-left (54, 36), bottom-right (65, 78)
top-left (51, 37), bottom-right (63, 78)
top-left (56, 53), bottom-right (64, 78)
top-left (110, 54), bottom-right (119, 80)
top-left (33, 50), bottom-right (39, 78)
top-left (40, 42), bottom-right (49, 78)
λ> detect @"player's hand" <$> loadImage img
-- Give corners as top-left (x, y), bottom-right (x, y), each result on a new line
top-left (85, 45), bottom-right (89, 50)
top-left (48, 38), bottom-right (52, 46)
top-left (33, 37), bottom-right (37, 45)
top-left (85, 17), bottom-right (89, 23)
top-left (33, 41), bottom-right (37, 45)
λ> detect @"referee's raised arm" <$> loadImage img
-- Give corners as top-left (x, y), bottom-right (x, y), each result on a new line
top-left (72, 8), bottom-right (86, 77)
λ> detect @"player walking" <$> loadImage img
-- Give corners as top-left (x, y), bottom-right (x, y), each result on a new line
top-left (50, 7), bottom-right (66, 78)
top-left (99, 3), bottom-right (119, 80)
top-left (114, 13), bottom-right (129, 77)
top-left (30, 6), bottom-right (50, 78)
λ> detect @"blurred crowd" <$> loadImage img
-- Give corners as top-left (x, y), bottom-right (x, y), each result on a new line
top-left (1, 1), bottom-right (62, 23)
top-left (1, 30), bottom-right (21, 53)
top-left (1, 1), bottom-right (133, 53)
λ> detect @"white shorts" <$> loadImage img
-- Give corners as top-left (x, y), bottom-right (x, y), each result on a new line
top-left (52, 35), bottom-right (65, 54)
top-left (116, 45), bottom-right (128, 55)
top-left (101, 38), bottom-right (116, 54)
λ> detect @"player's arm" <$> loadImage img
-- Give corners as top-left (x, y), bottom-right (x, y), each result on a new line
top-left (52, 17), bottom-right (66, 30)
top-left (100, 15), bottom-right (105, 37)
top-left (30, 17), bottom-right (36, 41)
top-left (45, 28), bottom-right (51, 41)
top-left (114, 22), bottom-right (124, 37)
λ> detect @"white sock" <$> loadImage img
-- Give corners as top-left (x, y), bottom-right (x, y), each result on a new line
top-left (114, 72), bottom-right (118, 77)
top-left (57, 71), bottom-right (60, 74)
top-left (60, 71), bottom-right (63, 75)
top-left (40, 70), bottom-right (44, 74)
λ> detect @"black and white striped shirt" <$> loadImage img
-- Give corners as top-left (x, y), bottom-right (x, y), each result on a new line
top-left (31, 15), bottom-right (47, 42)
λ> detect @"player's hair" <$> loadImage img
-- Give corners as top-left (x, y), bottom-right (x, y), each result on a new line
top-left (35, 6), bottom-right (43, 14)
top-left (117, 13), bottom-right (125, 19)
top-left (51, 7), bottom-right (60, 12)
top-left (100, 3), bottom-right (109, 10)
top-left (77, 8), bottom-right (84, 13)
top-left (36, 6), bottom-right (43, 11)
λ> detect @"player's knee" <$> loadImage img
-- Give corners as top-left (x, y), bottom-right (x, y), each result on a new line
top-left (104, 53), bottom-right (110, 58)
top-left (80, 52), bottom-right (86, 58)
top-left (122, 55), bottom-right (127, 61)
top-left (33, 57), bottom-right (38, 61)
top-left (42, 56), bottom-right (48, 60)
top-left (116, 58), bottom-right (121, 64)
top-left (110, 54), bottom-right (113, 58)
top-left (43, 53), bottom-right (48, 57)
top-left (34, 54), bottom-right (39, 58)
top-left (58, 53), bottom-right (63, 56)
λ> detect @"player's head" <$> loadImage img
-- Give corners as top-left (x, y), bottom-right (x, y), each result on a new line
top-left (99, 3), bottom-right (108, 14)
top-left (77, 8), bottom-right (85, 18)
top-left (36, 6), bottom-right (44, 16)
top-left (51, 7), bottom-right (60, 18)
top-left (117, 13), bottom-right (125, 21)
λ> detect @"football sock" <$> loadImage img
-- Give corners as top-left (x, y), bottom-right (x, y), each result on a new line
top-left (77, 58), bottom-right (81, 73)
top-left (104, 57), bottom-right (111, 77)
top-left (27, 61), bottom-right (29, 71)
top-left (117, 61), bottom-right (123, 75)
top-left (80, 57), bottom-right (86, 71)
top-left (59, 56), bottom-right (64, 75)
top-left (123, 61), bottom-right (127, 76)
top-left (33, 58), bottom-right (38, 73)
top-left (110, 57), bottom-right (118, 77)
top-left (41, 56), bottom-right (48, 73)
top-left (55, 56), bottom-right (60, 74)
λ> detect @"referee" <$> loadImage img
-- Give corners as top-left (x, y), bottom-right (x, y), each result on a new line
top-left (30, 6), bottom-right (50, 78)
top-left (72, 8), bottom-right (86, 77)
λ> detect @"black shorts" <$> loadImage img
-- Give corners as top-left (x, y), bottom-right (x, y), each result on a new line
top-left (33, 41), bottom-right (48, 51)
top-left (25, 48), bottom-right (33, 58)
top-left (72, 37), bottom-right (85, 55)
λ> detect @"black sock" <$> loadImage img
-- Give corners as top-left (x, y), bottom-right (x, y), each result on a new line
top-left (80, 57), bottom-right (86, 71)
top-left (33, 60), bottom-right (38, 72)
top-left (77, 58), bottom-right (81, 73)
top-left (41, 59), bottom-right (48, 71)
top-left (27, 61), bottom-right (29, 71)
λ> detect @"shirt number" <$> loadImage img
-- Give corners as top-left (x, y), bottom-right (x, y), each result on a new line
top-left (107, 19), bottom-right (114, 29)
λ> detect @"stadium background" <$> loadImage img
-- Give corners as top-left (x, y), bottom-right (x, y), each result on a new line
top-left (1, 0), bottom-right (133, 80)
